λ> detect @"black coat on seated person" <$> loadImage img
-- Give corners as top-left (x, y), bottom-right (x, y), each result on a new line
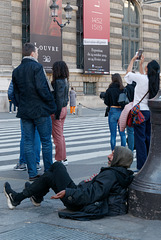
top-left (6, 146), bottom-right (134, 221)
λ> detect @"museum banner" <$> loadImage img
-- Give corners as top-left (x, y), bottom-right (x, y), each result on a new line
top-left (83, 0), bottom-right (110, 74)
top-left (30, 0), bottom-right (62, 72)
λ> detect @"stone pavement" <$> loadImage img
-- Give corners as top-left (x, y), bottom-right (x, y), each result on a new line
top-left (0, 111), bottom-right (161, 240)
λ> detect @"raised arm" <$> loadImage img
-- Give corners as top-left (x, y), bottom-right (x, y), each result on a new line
top-left (139, 55), bottom-right (144, 74)
top-left (126, 55), bottom-right (137, 74)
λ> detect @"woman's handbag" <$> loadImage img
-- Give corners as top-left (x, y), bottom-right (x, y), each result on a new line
top-left (127, 91), bottom-right (149, 127)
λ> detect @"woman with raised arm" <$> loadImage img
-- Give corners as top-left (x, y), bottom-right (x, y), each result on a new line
top-left (124, 54), bottom-right (160, 171)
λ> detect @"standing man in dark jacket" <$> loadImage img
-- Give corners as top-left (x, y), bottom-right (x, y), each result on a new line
top-left (4, 146), bottom-right (134, 220)
top-left (12, 43), bottom-right (57, 181)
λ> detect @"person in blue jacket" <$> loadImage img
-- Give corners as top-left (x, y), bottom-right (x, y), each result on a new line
top-left (4, 146), bottom-right (134, 220)
top-left (12, 43), bottom-right (57, 181)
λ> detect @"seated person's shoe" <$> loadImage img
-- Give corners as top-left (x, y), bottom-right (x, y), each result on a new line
top-left (4, 182), bottom-right (20, 209)
top-left (25, 182), bottom-right (43, 206)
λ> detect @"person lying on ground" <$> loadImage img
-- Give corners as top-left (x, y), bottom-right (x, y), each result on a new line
top-left (4, 146), bottom-right (134, 220)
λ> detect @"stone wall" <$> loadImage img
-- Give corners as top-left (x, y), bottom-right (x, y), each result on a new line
top-left (0, 0), bottom-right (161, 111)
top-left (0, 0), bottom-right (12, 112)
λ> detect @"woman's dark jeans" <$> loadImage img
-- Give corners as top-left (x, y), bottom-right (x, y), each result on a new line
top-left (134, 110), bottom-right (151, 170)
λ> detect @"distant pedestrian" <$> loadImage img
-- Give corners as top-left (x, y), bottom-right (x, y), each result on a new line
top-left (8, 99), bottom-right (16, 113)
top-left (12, 43), bottom-right (57, 181)
top-left (8, 80), bottom-right (16, 113)
top-left (51, 61), bottom-right (69, 166)
top-left (70, 87), bottom-right (76, 114)
top-left (104, 73), bottom-right (126, 151)
top-left (125, 54), bottom-right (160, 170)
top-left (14, 120), bottom-right (41, 171)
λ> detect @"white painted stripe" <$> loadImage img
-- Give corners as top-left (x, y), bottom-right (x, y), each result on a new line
top-left (67, 150), bottom-right (110, 162)
top-left (0, 153), bottom-right (19, 161)
top-left (0, 136), bottom-right (111, 148)
top-left (0, 139), bottom-right (20, 144)
top-left (0, 131), bottom-right (110, 141)
top-left (0, 143), bottom-right (110, 154)
top-left (65, 133), bottom-right (110, 141)
top-left (0, 134), bottom-right (21, 140)
top-left (0, 142), bottom-right (20, 148)
top-left (0, 119), bottom-right (19, 122)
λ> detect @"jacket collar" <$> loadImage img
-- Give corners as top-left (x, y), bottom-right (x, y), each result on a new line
top-left (23, 56), bottom-right (38, 62)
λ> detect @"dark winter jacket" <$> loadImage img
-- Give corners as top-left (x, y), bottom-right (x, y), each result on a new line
top-left (52, 78), bottom-right (69, 120)
top-left (104, 82), bottom-right (123, 107)
top-left (59, 147), bottom-right (134, 220)
top-left (12, 58), bottom-right (57, 119)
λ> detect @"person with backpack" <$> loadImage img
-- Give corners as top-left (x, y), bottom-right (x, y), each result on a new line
top-left (104, 73), bottom-right (126, 151)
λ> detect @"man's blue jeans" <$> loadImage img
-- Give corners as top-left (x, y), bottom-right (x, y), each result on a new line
top-left (21, 117), bottom-right (53, 178)
top-left (108, 107), bottom-right (126, 151)
top-left (19, 120), bottom-right (41, 165)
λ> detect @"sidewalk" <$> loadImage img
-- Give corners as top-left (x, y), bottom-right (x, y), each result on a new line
top-left (1, 174), bottom-right (161, 240)
top-left (0, 111), bottom-right (161, 240)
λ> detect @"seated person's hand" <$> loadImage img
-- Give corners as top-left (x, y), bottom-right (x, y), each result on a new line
top-left (51, 190), bottom-right (66, 199)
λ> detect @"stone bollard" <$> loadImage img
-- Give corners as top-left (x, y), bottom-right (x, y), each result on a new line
top-left (77, 103), bottom-right (82, 116)
top-left (129, 90), bottom-right (161, 220)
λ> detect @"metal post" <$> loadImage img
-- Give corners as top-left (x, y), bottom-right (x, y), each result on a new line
top-left (129, 90), bottom-right (161, 219)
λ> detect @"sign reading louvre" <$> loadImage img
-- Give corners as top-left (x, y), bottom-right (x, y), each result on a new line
top-left (83, 0), bottom-right (110, 75)
top-left (30, 0), bottom-right (62, 72)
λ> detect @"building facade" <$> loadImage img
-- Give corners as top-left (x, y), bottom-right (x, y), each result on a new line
top-left (0, 0), bottom-right (161, 112)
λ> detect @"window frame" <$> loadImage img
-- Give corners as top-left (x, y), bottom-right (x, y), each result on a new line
top-left (122, 0), bottom-right (140, 71)
top-left (76, 0), bottom-right (84, 69)
top-left (83, 82), bottom-right (96, 95)
top-left (22, 0), bottom-right (30, 45)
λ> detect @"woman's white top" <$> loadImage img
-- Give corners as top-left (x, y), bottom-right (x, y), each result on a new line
top-left (124, 72), bottom-right (149, 111)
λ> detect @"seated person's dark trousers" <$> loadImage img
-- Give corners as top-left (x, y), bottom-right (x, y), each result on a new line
top-left (23, 162), bottom-right (77, 206)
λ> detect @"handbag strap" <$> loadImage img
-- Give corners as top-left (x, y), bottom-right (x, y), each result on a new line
top-left (138, 91), bottom-right (149, 104)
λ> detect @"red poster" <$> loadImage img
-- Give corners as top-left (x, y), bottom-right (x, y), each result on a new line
top-left (83, 0), bottom-right (110, 74)
top-left (30, 0), bottom-right (62, 72)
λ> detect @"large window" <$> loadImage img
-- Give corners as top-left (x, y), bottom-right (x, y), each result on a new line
top-left (76, 0), bottom-right (84, 69)
top-left (83, 82), bottom-right (96, 95)
top-left (22, 0), bottom-right (30, 45)
top-left (122, 0), bottom-right (140, 70)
